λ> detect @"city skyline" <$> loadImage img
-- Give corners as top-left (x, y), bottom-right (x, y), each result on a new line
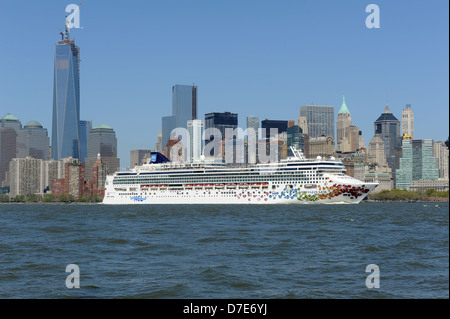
top-left (0, 1), bottom-right (448, 168)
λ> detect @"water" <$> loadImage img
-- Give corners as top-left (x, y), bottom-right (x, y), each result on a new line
top-left (0, 202), bottom-right (448, 299)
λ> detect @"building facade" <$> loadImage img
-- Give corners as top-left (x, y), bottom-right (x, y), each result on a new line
top-left (396, 139), bottom-right (440, 190)
top-left (300, 105), bottom-right (335, 141)
top-left (51, 25), bottom-right (81, 161)
top-left (401, 104), bottom-right (414, 138)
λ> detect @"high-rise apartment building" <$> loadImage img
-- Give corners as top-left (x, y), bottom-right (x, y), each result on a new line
top-left (401, 104), bottom-right (414, 138)
top-left (396, 139), bottom-right (439, 190)
top-left (8, 157), bottom-right (44, 197)
top-left (300, 105), bottom-right (335, 140)
top-left (51, 22), bottom-right (81, 160)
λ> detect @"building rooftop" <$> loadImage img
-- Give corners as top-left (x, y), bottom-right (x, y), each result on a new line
top-left (338, 96), bottom-right (350, 114)
top-left (92, 124), bottom-right (113, 130)
top-left (0, 113), bottom-right (20, 122)
top-left (24, 120), bottom-right (43, 128)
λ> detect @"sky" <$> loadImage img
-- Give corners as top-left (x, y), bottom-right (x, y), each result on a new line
top-left (0, 0), bottom-right (448, 168)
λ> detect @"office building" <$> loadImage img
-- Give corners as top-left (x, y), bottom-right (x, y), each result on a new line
top-left (161, 85), bottom-right (198, 149)
top-left (246, 116), bottom-right (259, 164)
top-left (396, 139), bottom-right (439, 190)
top-left (0, 113), bottom-right (22, 185)
top-left (433, 141), bottom-right (449, 180)
top-left (308, 135), bottom-right (335, 158)
top-left (51, 22), bottom-right (81, 160)
top-left (204, 112), bottom-right (238, 157)
top-left (297, 116), bottom-right (308, 135)
top-left (261, 119), bottom-right (288, 139)
top-left (79, 120), bottom-right (92, 163)
top-left (336, 97), bottom-right (352, 153)
top-left (401, 104), bottom-right (414, 138)
top-left (20, 121), bottom-right (50, 160)
top-left (85, 124), bottom-right (120, 180)
top-left (286, 125), bottom-right (306, 157)
top-left (300, 105), bottom-right (335, 140)
top-left (130, 149), bottom-right (152, 168)
top-left (187, 119), bottom-right (204, 162)
top-left (373, 105), bottom-right (401, 178)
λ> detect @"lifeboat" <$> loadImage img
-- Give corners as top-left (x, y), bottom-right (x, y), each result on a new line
top-left (185, 184), bottom-right (193, 189)
top-left (227, 184), bottom-right (237, 189)
top-left (195, 184), bottom-right (203, 189)
top-left (205, 184), bottom-right (213, 189)
top-left (216, 184), bottom-right (225, 189)
top-left (239, 184), bottom-right (249, 189)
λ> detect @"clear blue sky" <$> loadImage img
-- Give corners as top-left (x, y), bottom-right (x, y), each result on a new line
top-left (0, 0), bottom-right (448, 168)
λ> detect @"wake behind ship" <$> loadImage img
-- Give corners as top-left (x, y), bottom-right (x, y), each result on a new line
top-left (102, 148), bottom-right (378, 205)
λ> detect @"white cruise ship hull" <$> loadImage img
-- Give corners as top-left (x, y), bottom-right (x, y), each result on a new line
top-left (103, 180), bottom-right (378, 205)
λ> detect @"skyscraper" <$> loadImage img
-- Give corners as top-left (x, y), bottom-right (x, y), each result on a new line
top-left (300, 105), bottom-right (335, 140)
top-left (204, 112), bottom-right (238, 158)
top-left (336, 96), bottom-right (352, 153)
top-left (51, 21), bottom-right (81, 161)
top-left (79, 120), bottom-right (92, 163)
top-left (261, 119), bottom-right (288, 139)
top-left (20, 121), bottom-right (50, 160)
top-left (396, 139), bottom-right (439, 190)
top-left (401, 104), bottom-right (414, 138)
top-left (373, 105), bottom-right (401, 173)
top-left (0, 113), bottom-right (23, 185)
top-left (187, 119), bottom-right (204, 162)
top-left (161, 85), bottom-right (198, 149)
top-left (85, 124), bottom-right (120, 180)
top-left (246, 116), bottom-right (259, 164)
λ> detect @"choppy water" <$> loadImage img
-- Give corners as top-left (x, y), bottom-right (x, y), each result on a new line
top-left (0, 202), bottom-right (448, 299)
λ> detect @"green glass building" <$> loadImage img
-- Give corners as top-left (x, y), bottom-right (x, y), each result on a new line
top-left (396, 139), bottom-right (439, 190)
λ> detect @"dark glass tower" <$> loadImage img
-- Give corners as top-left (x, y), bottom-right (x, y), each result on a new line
top-left (51, 22), bottom-right (81, 160)
top-left (261, 119), bottom-right (288, 139)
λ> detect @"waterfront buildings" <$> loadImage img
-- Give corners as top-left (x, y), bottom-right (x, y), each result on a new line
top-left (204, 112), bottom-right (238, 157)
top-left (308, 135), bottom-right (335, 159)
top-left (187, 119), bottom-right (204, 162)
top-left (433, 141), bottom-right (449, 180)
top-left (396, 139), bottom-right (440, 191)
top-left (373, 105), bottom-right (401, 185)
top-left (246, 116), bottom-right (259, 164)
top-left (0, 114), bottom-right (23, 185)
top-left (51, 23), bottom-right (81, 161)
top-left (300, 105), bottom-right (335, 141)
top-left (162, 85), bottom-right (198, 150)
top-left (84, 124), bottom-right (120, 181)
top-left (261, 119), bottom-right (288, 139)
top-left (20, 121), bottom-right (50, 161)
top-left (401, 104), bottom-right (414, 138)
top-left (130, 149), bottom-right (152, 168)
top-left (9, 157), bottom-right (44, 197)
top-left (79, 120), bottom-right (92, 163)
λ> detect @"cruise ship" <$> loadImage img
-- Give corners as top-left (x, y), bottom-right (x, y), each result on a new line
top-left (102, 147), bottom-right (378, 205)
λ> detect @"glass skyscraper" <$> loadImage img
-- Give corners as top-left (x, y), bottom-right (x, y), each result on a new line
top-left (51, 25), bottom-right (81, 160)
top-left (396, 139), bottom-right (439, 190)
top-left (161, 85), bottom-right (197, 149)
